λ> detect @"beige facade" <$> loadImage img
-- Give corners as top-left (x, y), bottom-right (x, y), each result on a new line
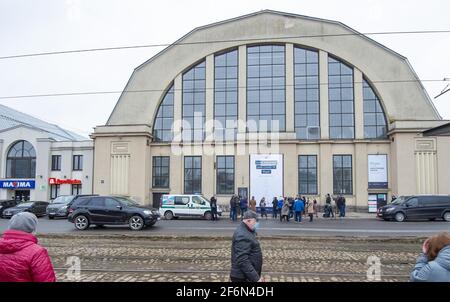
top-left (91, 11), bottom-right (450, 211)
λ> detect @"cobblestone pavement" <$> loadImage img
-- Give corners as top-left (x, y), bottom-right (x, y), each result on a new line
top-left (39, 234), bottom-right (423, 282)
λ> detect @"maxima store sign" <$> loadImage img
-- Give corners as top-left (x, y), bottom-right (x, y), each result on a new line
top-left (250, 154), bottom-right (283, 203)
top-left (368, 155), bottom-right (388, 189)
top-left (0, 179), bottom-right (36, 189)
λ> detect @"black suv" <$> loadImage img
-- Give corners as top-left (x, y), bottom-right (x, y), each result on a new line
top-left (378, 195), bottom-right (450, 222)
top-left (68, 195), bottom-right (160, 230)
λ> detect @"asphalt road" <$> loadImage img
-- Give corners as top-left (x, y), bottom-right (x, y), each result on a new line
top-left (1, 215), bottom-right (449, 237)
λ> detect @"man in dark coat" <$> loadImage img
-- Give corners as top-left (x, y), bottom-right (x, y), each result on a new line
top-left (210, 195), bottom-right (218, 221)
top-left (230, 210), bottom-right (264, 282)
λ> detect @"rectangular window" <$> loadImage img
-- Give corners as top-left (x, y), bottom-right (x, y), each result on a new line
top-left (73, 155), bottom-right (83, 171)
top-left (214, 50), bottom-right (238, 141)
top-left (152, 156), bottom-right (170, 188)
top-left (328, 57), bottom-right (354, 139)
top-left (333, 155), bottom-right (353, 195)
top-left (247, 45), bottom-right (285, 132)
top-left (216, 156), bottom-right (235, 194)
top-left (51, 155), bottom-right (61, 171)
top-left (298, 155), bottom-right (318, 194)
top-left (50, 184), bottom-right (60, 199)
top-left (71, 184), bottom-right (82, 195)
top-left (294, 47), bottom-right (320, 139)
top-left (184, 156), bottom-right (202, 194)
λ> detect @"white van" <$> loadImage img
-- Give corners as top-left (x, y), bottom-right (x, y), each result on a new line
top-left (159, 194), bottom-right (222, 220)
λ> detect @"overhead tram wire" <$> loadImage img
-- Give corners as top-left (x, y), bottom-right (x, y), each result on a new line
top-left (1, 30), bottom-right (450, 60)
top-left (0, 79), bottom-right (447, 100)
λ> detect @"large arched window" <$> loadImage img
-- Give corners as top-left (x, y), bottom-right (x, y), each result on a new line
top-left (363, 79), bottom-right (387, 138)
top-left (153, 85), bottom-right (174, 142)
top-left (182, 61), bottom-right (206, 141)
top-left (214, 49), bottom-right (238, 140)
top-left (6, 140), bottom-right (36, 178)
top-left (247, 45), bottom-right (285, 132)
top-left (328, 56), bottom-right (354, 139)
top-left (294, 47), bottom-right (319, 139)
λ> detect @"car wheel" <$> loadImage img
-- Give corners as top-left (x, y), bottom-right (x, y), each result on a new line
top-left (394, 212), bottom-right (405, 222)
top-left (74, 215), bottom-right (90, 230)
top-left (443, 212), bottom-right (450, 222)
top-left (164, 211), bottom-right (174, 220)
top-left (204, 211), bottom-right (212, 220)
top-left (129, 215), bottom-right (144, 231)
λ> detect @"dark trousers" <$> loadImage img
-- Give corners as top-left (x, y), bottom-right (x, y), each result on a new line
top-left (260, 208), bottom-right (267, 218)
top-left (231, 208), bottom-right (238, 221)
top-left (295, 211), bottom-right (302, 222)
top-left (240, 207), bottom-right (247, 219)
top-left (211, 207), bottom-right (218, 220)
top-left (309, 213), bottom-right (313, 222)
top-left (272, 207), bottom-right (277, 218)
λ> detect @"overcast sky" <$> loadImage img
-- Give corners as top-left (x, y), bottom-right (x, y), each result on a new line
top-left (1, 0), bottom-right (449, 137)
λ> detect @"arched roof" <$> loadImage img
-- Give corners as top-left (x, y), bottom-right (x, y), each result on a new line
top-left (107, 10), bottom-right (441, 126)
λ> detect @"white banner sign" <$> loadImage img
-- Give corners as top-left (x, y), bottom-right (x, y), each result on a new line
top-left (250, 154), bottom-right (283, 203)
top-left (368, 155), bottom-right (388, 188)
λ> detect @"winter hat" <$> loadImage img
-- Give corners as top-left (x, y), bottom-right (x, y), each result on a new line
top-left (243, 210), bottom-right (258, 220)
top-left (8, 212), bottom-right (38, 233)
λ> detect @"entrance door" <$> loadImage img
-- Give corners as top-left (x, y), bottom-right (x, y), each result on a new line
top-left (152, 192), bottom-right (168, 209)
top-left (14, 190), bottom-right (30, 202)
top-left (368, 193), bottom-right (387, 213)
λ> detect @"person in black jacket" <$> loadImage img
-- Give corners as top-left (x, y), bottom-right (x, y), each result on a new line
top-left (230, 210), bottom-right (264, 282)
top-left (210, 195), bottom-right (218, 221)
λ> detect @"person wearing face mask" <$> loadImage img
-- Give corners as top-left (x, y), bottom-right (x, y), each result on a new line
top-left (230, 210), bottom-right (264, 282)
top-left (0, 212), bottom-right (56, 282)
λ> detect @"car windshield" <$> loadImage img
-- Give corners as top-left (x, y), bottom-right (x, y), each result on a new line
top-left (17, 202), bottom-right (33, 208)
top-left (52, 196), bottom-right (75, 204)
top-left (197, 195), bottom-right (209, 204)
top-left (391, 196), bottom-right (409, 205)
top-left (115, 197), bottom-right (139, 207)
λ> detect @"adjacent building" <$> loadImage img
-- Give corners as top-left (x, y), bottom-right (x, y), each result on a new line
top-left (0, 104), bottom-right (93, 201)
top-left (91, 10), bottom-right (450, 211)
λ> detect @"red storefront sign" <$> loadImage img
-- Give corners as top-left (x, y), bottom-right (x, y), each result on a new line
top-left (48, 178), bottom-right (81, 185)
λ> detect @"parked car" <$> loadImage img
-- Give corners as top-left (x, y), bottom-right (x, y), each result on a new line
top-left (159, 194), bottom-right (223, 220)
top-left (68, 195), bottom-right (160, 231)
top-left (377, 195), bottom-right (450, 222)
top-left (47, 194), bottom-right (98, 219)
top-left (1, 201), bottom-right (49, 218)
top-left (0, 200), bottom-right (18, 218)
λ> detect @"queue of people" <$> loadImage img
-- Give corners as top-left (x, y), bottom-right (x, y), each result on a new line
top-left (225, 193), bottom-right (347, 223)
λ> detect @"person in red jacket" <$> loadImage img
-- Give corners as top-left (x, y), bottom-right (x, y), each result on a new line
top-left (0, 212), bottom-right (56, 282)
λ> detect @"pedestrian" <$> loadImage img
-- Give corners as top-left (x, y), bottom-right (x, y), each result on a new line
top-left (230, 210), bottom-right (264, 282)
top-left (249, 196), bottom-right (257, 212)
top-left (210, 195), bottom-right (218, 221)
top-left (281, 198), bottom-right (290, 222)
top-left (240, 196), bottom-right (248, 220)
top-left (259, 197), bottom-right (267, 219)
top-left (233, 195), bottom-right (240, 222)
top-left (272, 197), bottom-right (278, 219)
top-left (294, 196), bottom-right (305, 223)
top-left (277, 197), bottom-right (284, 222)
top-left (302, 196), bottom-right (307, 218)
top-left (325, 193), bottom-right (335, 218)
top-left (410, 232), bottom-right (450, 282)
top-left (341, 195), bottom-right (346, 217)
top-left (229, 195), bottom-right (235, 221)
top-left (313, 199), bottom-right (318, 218)
top-left (0, 212), bottom-right (56, 282)
top-left (307, 198), bottom-right (315, 222)
top-left (336, 195), bottom-right (343, 217)
top-left (288, 197), bottom-right (294, 219)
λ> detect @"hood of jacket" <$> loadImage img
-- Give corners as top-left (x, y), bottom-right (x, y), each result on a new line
top-left (435, 246), bottom-right (450, 271)
top-left (0, 230), bottom-right (37, 254)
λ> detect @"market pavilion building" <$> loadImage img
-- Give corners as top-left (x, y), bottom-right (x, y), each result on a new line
top-left (91, 10), bottom-right (450, 211)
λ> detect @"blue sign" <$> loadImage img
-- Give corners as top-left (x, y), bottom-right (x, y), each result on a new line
top-left (368, 182), bottom-right (388, 189)
top-left (0, 179), bottom-right (35, 189)
top-left (261, 170), bottom-right (272, 174)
